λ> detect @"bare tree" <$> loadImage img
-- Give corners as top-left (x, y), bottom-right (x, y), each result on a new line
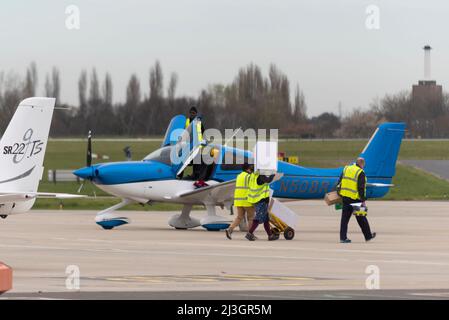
top-left (51, 67), bottom-right (60, 103)
top-left (293, 84), bottom-right (307, 122)
top-left (24, 62), bottom-right (38, 97)
top-left (167, 72), bottom-right (178, 101)
top-left (103, 73), bottom-right (113, 105)
top-left (149, 60), bottom-right (163, 100)
top-left (78, 70), bottom-right (88, 109)
top-left (89, 68), bottom-right (101, 104)
top-left (120, 74), bottom-right (141, 135)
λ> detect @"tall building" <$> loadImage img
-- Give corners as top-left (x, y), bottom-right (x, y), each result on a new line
top-left (412, 45), bottom-right (443, 104)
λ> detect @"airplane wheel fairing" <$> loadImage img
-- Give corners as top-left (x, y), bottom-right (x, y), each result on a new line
top-left (200, 216), bottom-right (231, 231)
top-left (284, 227), bottom-right (295, 240)
top-left (202, 224), bottom-right (230, 231)
top-left (169, 214), bottom-right (201, 229)
top-left (96, 217), bottom-right (130, 230)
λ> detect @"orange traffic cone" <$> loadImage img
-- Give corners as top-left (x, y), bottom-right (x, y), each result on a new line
top-left (0, 262), bottom-right (12, 294)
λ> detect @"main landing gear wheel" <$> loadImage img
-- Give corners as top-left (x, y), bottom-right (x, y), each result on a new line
top-left (0, 215), bottom-right (7, 219)
top-left (284, 227), bottom-right (295, 240)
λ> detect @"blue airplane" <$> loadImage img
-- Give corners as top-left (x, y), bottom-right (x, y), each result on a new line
top-left (73, 116), bottom-right (405, 231)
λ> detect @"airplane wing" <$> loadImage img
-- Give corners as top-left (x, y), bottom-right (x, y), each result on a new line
top-left (0, 192), bottom-right (86, 202)
top-left (177, 180), bottom-right (236, 205)
top-left (177, 174), bottom-right (284, 205)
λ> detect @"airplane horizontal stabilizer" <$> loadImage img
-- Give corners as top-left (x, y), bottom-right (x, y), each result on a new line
top-left (0, 192), bottom-right (86, 202)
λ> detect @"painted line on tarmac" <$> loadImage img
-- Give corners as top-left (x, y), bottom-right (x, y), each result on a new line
top-left (2, 243), bottom-right (449, 267)
top-left (234, 293), bottom-right (301, 300)
top-left (409, 292), bottom-right (449, 298)
top-left (0, 243), bottom-right (349, 263)
top-left (90, 274), bottom-right (316, 284)
top-left (0, 297), bottom-right (68, 300)
top-left (128, 240), bottom-right (449, 258)
top-left (359, 258), bottom-right (449, 267)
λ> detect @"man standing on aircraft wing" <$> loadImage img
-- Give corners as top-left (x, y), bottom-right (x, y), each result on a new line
top-left (245, 171), bottom-right (278, 241)
top-left (337, 157), bottom-right (376, 243)
top-left (184, 106), bottom-right (208, 187)
top-left (225, 163), bottom-right (255, 239)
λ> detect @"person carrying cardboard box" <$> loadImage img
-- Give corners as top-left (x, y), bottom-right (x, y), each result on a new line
top-left (244, 140), bottom-right (279, 241)
top-left (337, 157), bottom-right (376, 243)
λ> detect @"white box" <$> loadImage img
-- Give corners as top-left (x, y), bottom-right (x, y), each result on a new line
top-left (254, 141), bottom-right (278, 175)
top-left (269, 198), bottom-right (299, 228)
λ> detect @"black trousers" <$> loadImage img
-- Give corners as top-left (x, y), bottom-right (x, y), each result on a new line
top-left (340, 198), bottom-right (373, 241)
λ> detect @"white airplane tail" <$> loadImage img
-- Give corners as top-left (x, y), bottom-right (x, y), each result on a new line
top-left (0, 97), bottom-right (55, 193)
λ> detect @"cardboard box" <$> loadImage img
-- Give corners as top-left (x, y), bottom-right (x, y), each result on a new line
top-left (324, 191), bottom-right (342, 206)
top-left (0, 262), bottom-right (12, 294)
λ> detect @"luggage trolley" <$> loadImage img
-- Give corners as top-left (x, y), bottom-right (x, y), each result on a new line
top-left (268, 211), bottom-right (295, 240)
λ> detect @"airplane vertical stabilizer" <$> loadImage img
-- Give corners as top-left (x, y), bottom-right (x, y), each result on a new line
top-left (0, 97), bottom-right (55, 193)
top-left (359, 122), bottom-right (406, 178)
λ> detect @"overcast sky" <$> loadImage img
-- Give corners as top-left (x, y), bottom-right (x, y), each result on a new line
top-left (1, 0), bottom-right (448, 116)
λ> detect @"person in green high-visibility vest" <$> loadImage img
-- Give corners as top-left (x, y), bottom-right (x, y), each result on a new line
top-left (337, 157), bottom-right (376, 243)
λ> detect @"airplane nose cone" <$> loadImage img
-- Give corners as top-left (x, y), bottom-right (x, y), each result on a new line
top-left (73, 167), bottom-right (93, 179)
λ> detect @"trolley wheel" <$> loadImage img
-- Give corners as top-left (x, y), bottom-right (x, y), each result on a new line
top-left (284, 227), bottom-right (295, 240)
top-left (271, 227), bottom-right (281, 235)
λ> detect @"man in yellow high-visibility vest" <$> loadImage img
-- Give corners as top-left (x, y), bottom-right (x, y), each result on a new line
top-left (337, 157), bottom-right (376, 243)
top-left (225, 163), bottom-right (255, 239)
top-left (185, 106), bottom-right (205, 133)
top-left (184, 106), bottom-right (207, 186)
top-left (185, 106), bottom-right (197, 129)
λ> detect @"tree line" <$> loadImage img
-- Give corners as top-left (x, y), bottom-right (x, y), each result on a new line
top-left (0, 61), bottom-right (447, 138)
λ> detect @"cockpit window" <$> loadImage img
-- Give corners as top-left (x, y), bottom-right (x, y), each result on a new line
top-left (143, 146), bottom-right (173, 165)
top-left (220, 150), bottom-right (252, 171)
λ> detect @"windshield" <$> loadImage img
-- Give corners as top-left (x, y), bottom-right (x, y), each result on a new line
top-left (143, 146), bottom-right (173, 165)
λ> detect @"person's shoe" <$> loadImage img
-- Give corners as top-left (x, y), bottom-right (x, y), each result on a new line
top-left (268, 233), bottom-right (279, 241)
top-left (225, 228), bottom-right (232, 240)
top-left (194, 180), bottom-right (209, 188)
top-left (245, 233), bottom-right (256, 241)
top-left (366, 232), bottom-right (377, 242)
top-left (340, 238), bottom-right (352, 243)
top-left (194, 181), bottom-right (208, 188)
